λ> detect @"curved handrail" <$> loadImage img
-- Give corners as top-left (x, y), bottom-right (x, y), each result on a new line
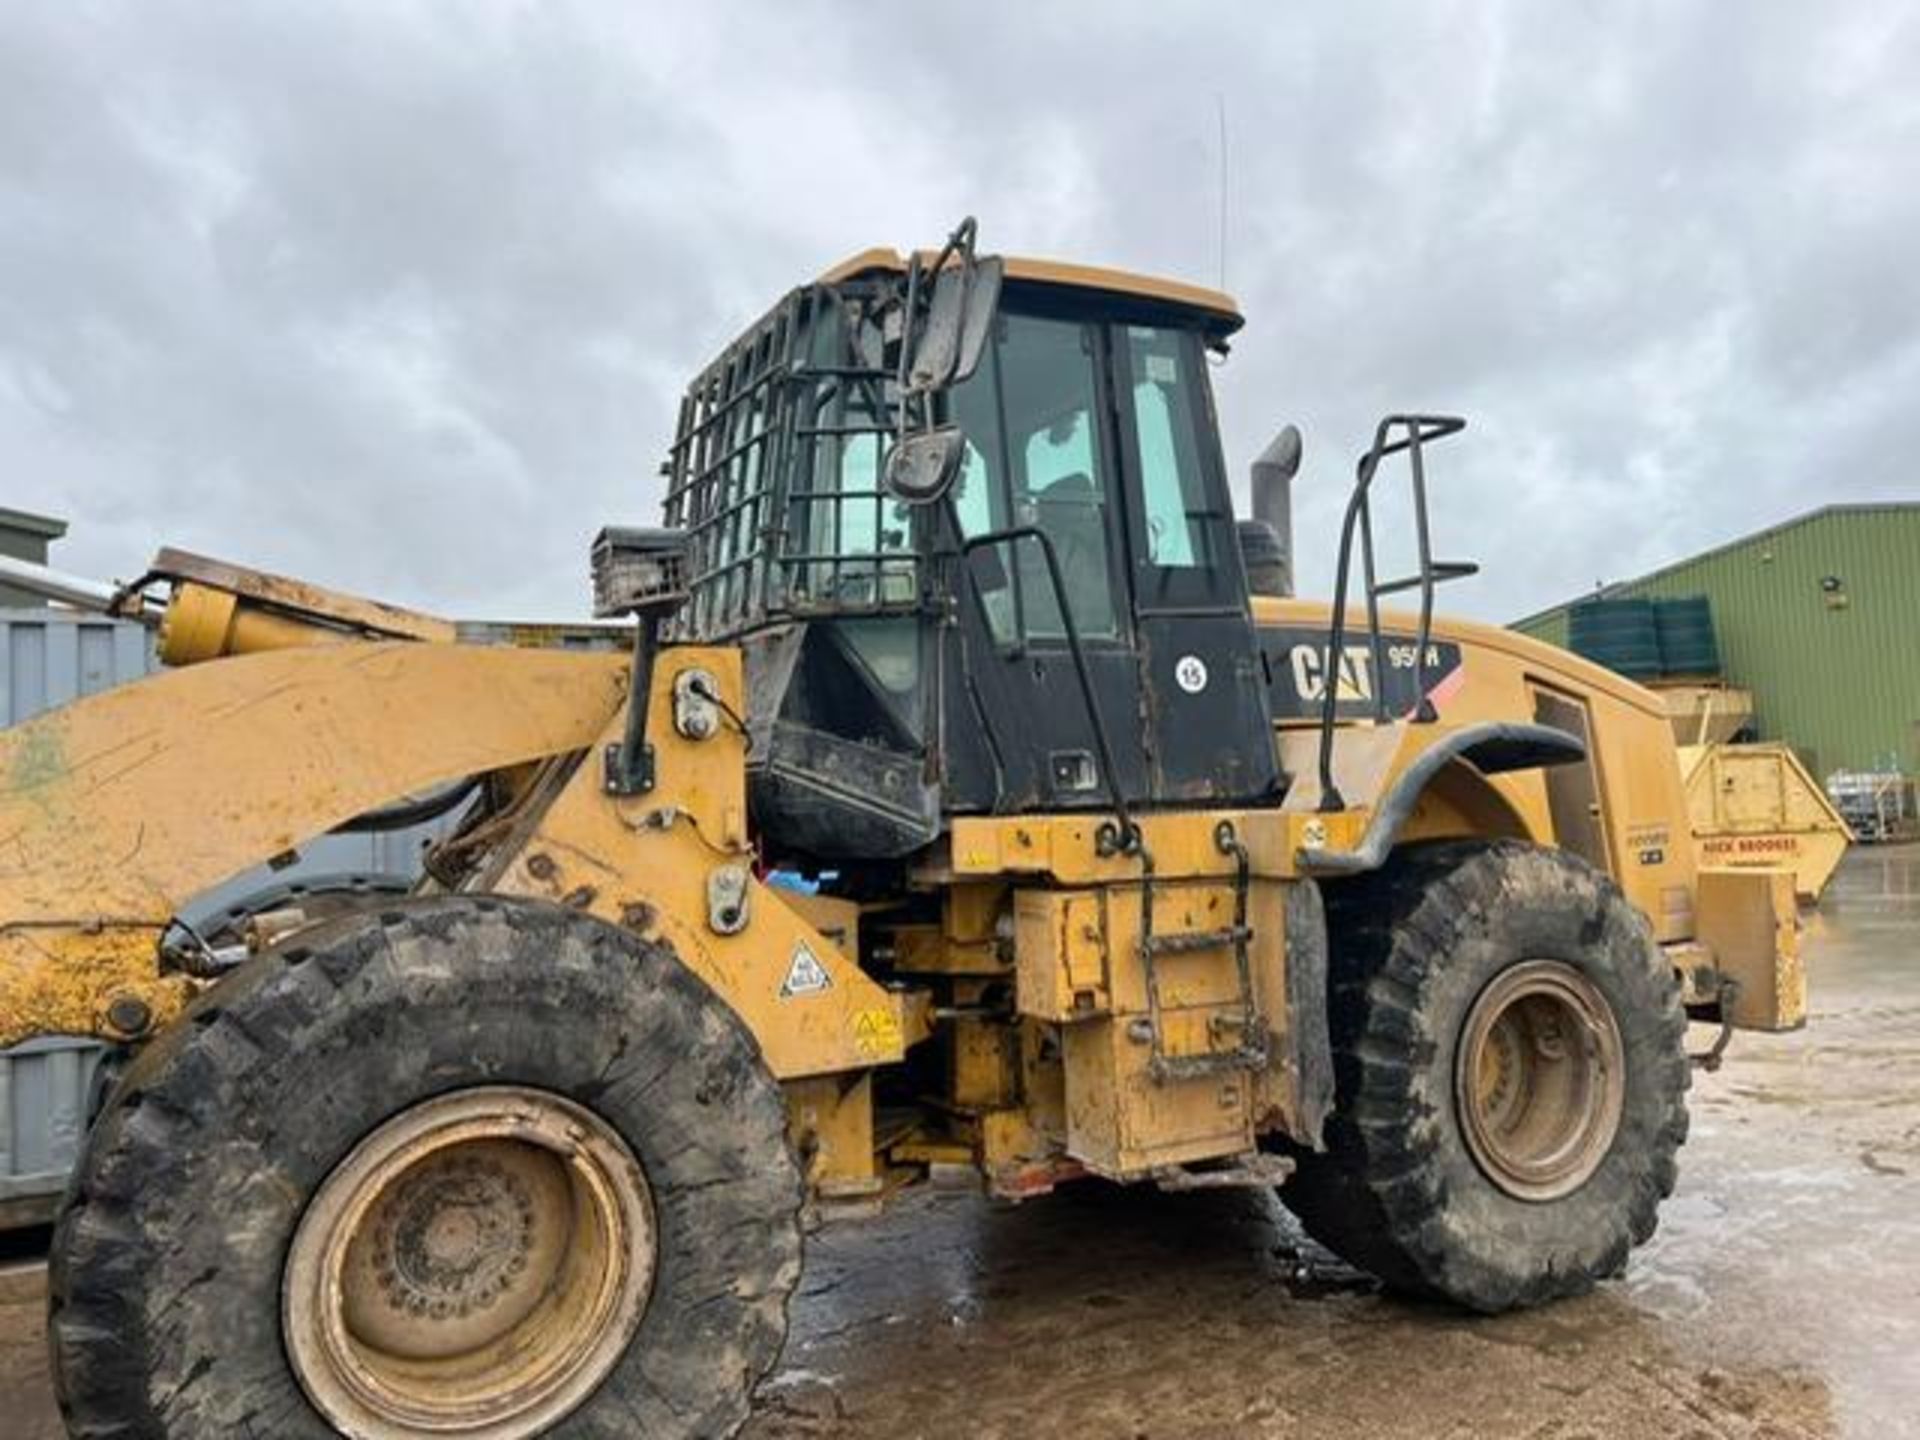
top-left (1315, 414), bottom-right (1468, 811)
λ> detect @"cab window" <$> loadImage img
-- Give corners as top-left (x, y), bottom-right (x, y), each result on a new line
top-left (1120, 325), bottom-right (1236, 608)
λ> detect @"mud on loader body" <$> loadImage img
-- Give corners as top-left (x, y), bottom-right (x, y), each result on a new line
top-left (1, 223), bottom-right (1799, 1438)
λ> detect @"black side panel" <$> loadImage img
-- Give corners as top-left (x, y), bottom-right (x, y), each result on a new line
top-left (1283, 877), bottom-right (1334, 1150)
top-left (944, 604), bottom-right (1151, 814)
top-left (1138, 612), bottom-right (1282, 802)
top-left (934, 617), bottom-right (1004, 814)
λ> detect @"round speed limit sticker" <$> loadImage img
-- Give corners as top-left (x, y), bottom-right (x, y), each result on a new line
top-left (1174, 655), bottom-right (1209, 694)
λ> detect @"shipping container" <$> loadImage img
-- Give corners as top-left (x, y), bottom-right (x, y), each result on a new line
top-left (1, 606), bottom-right (155, 719)
top-left (0, 1037), bottom-right (105, 1228)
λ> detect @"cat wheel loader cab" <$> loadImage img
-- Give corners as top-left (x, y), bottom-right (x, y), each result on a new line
top-left (665, 232), bottom-right (1279, 867)
top-left (0, 220), bottom-right (1802, 1439)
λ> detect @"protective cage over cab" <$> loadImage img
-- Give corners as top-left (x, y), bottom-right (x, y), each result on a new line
top-left (661, 238), bottom-right (1283, 865)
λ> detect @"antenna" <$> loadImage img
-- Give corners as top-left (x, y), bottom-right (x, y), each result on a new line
top-left (1215, 93), bottom-right (1229, 290)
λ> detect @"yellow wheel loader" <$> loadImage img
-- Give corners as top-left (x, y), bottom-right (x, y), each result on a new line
top-left (0, 221), bottom-right (1800, 1438)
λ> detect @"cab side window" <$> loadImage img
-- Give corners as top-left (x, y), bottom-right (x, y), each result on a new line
top-left (1122, 325), bottom-right (1233, 607)
top-left (947, 313), bottom-right (1123, 643)
top-left (999, 315), bottom-right (1119, 639)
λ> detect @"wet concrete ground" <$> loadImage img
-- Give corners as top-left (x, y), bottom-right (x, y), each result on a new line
top-left (3, 848), bottom-right (1917, 1437)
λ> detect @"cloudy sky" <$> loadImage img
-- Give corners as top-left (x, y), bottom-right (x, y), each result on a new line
top-left (4, 2), bottom-right (1916, 624)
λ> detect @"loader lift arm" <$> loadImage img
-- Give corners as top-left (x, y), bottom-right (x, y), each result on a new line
top-left (0, 635), bottom-right (910, 1072)
top-left (0, 642), bottom-right (627, 1045)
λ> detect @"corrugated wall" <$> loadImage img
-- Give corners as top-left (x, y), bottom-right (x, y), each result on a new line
top-left (1519, 608), bottom-right (1571, 649)
top-left (1513, 507), bottom-right (1920, 776)
top-left (0, 611), bottom-right (156, 1216)
top-left (0, 1038), bottom-right (103, 1219)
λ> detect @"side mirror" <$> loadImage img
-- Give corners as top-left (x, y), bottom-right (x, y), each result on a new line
top-left (887, 220), bottom-right (995, 509)
top-left (882, 426), bottom-right (966, 506)
top-left (907, 255), bottom-right (1004, 392)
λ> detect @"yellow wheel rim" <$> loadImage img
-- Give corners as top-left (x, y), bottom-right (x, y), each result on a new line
top-left (283, 1087), bottom-right (654, 1438)
top-left (1455, 961), bottom-right (1626, 1202)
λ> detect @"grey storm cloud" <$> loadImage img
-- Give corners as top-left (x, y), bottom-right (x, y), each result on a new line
top-left (3, 1), bottom-right (1916, 622)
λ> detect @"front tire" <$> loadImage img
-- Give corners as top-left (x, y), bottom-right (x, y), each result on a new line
top-left (1280, 841), bottom-right (1688, 1312)
top-left (50, 897), bottom-right (802, 1438)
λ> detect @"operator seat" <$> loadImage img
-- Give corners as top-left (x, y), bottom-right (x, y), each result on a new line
top-left (1026, 472), bottom-right (1112, 634)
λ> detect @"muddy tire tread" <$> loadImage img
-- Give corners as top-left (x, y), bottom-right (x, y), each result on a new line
top-left (50, 896), bottom-right (802, 1439)
top-left (1281, 840), bottom-right (1690, 1312)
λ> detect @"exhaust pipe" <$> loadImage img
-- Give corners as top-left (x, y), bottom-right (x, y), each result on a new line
top-left (1242, 424), bottom-right (1302, 598)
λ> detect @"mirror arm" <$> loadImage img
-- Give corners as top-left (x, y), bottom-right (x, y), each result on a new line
top-left (895, 250), bottom-right (928, 435)
top-left (895, 215), bottom-right (982, 444)
top-left (881, 218), bottom-right (999, 508)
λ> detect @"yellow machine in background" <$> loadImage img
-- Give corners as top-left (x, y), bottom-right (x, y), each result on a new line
top-left (1679, 741), bottom-right (1852, 903)
top-left (1631, 675), bottom-right (1849, 904)
top-left (0, 223), bottom-right (1801, 1440)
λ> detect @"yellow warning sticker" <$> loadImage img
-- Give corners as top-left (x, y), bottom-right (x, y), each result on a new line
top-left (851, 1007), bottom-right (902, 1058)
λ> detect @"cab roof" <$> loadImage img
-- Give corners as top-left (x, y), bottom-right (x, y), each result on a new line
top-left (819, 247), bottom-right (1245, 337)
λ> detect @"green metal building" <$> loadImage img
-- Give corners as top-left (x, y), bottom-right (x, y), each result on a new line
top-left (1512, 503), bottom-right (1920, 778)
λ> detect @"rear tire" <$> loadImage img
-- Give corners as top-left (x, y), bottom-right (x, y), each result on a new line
top-left (50, 897), bottom-right (802, 1438)
top-left (1280, 841), bottom-right (1688, 1312)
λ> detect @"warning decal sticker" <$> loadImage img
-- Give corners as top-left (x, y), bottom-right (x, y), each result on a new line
top-left (852, 1007), bottom-right (903, 1059)
top-left (779, 941), bottom-right (833, 998)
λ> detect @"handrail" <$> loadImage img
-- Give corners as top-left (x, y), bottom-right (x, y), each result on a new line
top-left (1315, 415), bottom-right (1470, 812)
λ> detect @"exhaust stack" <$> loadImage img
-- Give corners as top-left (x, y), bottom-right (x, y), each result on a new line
top-left (1243, 424), bottom-right (1302, 598)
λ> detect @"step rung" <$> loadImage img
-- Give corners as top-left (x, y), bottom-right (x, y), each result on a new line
top-left (1152, 1153), bottom-right (1296, 1191)
top-left (1149, 1042), bottom-right (1269, 1082)
top-left (1143, 925), bottom-right (1250, 956)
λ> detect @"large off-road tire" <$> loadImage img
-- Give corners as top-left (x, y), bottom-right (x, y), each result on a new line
top-left (50, 897), bottom-right (802, 1438)
top-left (1280, 840), bottom-right (1688, 1312)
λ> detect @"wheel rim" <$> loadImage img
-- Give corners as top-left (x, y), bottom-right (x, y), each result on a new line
top-left (283, 1086), bottom-right (655, 1438)
top-left (1455, 960), bottom-right (1626, 1202)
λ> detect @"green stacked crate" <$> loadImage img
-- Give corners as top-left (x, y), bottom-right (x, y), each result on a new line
top-left (1653, 596), bottom-right (1721, 677)
top-left (1568, 597), bottom-right (1662, 679)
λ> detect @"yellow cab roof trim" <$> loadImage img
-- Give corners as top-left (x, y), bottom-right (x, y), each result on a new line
top-left (820, 247), bottom-right (1245, 336)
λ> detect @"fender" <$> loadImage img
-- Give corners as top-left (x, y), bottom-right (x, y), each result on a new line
top-left (1297, 721), bottom-right (1584, 875)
